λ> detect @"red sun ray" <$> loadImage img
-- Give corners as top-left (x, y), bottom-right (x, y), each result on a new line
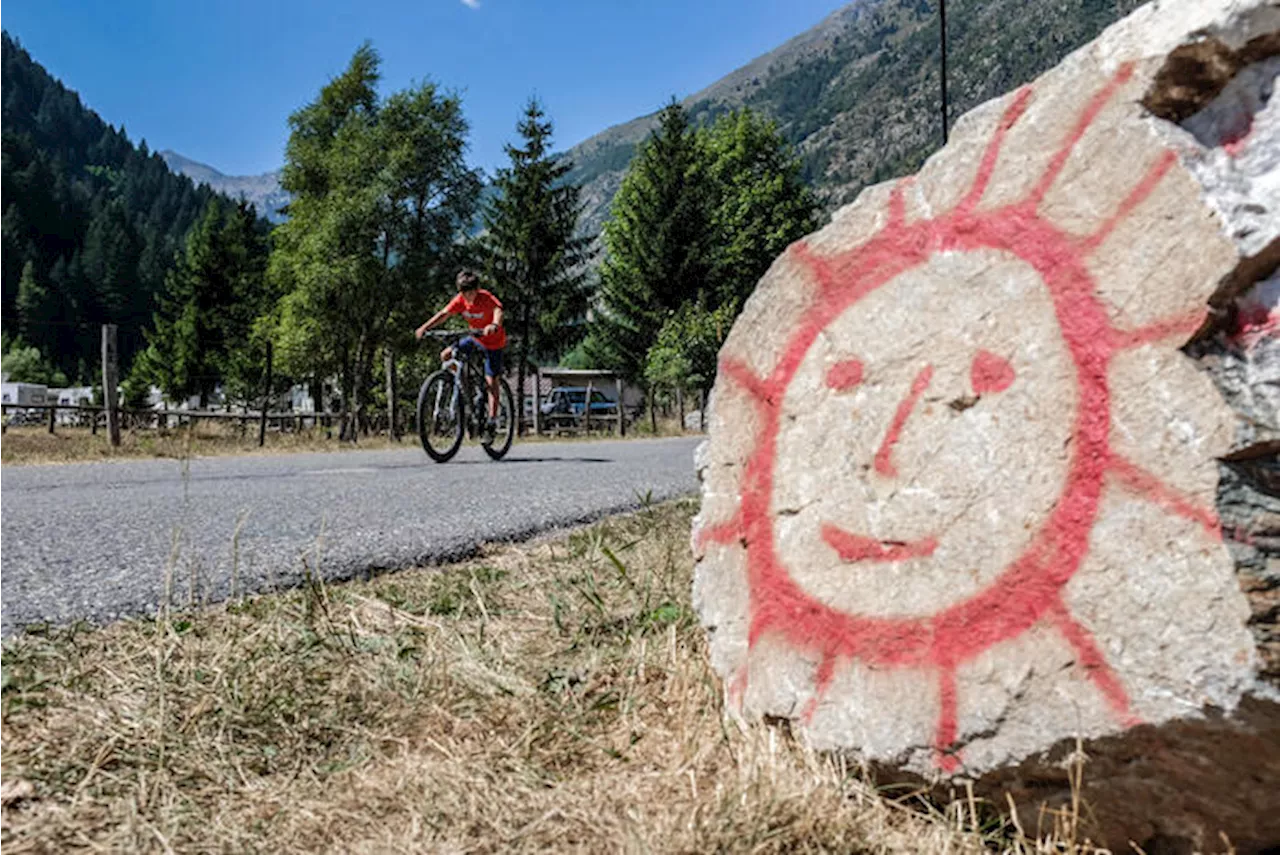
top-left (1109, 308), bottom-right (1208, 352)
top-left (801, 652), bottom-right (839, 724)
top-left (1047, 597), bottom-right (1141, 727)
top-left (790, 241), bottom-right (839, 294)
top-left (1109, 456), bottom-right (1222, 536)
top-left (934, 667), bottom-right (961, 772)
top-left (1027, 62), bottom-right (1136, 208)
top-left (1080, 150), bottom-right (1178, 255)
top-left (719, 358), bottom-right (777, 411)
top-left (957, 87), bottom-right (1034, 214)
top-left (695, 511), bottom-right (745, 556)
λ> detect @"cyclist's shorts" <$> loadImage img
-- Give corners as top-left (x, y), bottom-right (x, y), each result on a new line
top-left (455, 336), bottom-right (504, 377)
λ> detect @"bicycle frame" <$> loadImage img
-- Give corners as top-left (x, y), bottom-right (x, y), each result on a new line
top-left (435, 351), bottom-right (488, 438)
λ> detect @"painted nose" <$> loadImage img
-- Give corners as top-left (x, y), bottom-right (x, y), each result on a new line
top-left (873, 364), bottom-right (933, 477)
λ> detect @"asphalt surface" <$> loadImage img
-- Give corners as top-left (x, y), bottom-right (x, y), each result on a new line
top-left (0, 437), bottom-right (702, 636)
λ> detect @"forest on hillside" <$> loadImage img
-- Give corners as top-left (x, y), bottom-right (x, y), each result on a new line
top-left (562, 0), bottom-right (1148, 234)
top-left (1, 32), bottom-right (233, 383)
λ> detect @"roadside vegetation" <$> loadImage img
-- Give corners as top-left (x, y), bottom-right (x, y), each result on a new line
top-left (4, 499), bottom-right (1112, 853)
top-left (5, 35), bottom-right (813, 448)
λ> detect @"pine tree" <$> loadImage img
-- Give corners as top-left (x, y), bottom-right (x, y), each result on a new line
top-left (134, 198), bottom-right (269, 406)
top-left (482, 98), bottom-right (591, 425)
top-left (15, 260), bottom-right (56, 355)
top-left (588, 101), bottom-right (716, 381)
top-left (701, 109), bottom-right (818, 310)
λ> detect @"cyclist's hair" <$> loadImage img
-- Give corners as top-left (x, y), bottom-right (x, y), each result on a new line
top-left (455, 269), bottom-right (481, 291)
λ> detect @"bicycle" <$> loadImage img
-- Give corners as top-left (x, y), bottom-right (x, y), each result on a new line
top-left (416, 331), bottom-right (516, 463)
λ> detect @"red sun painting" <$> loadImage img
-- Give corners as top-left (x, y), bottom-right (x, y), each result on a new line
top-left (694, 61), bottom-right (1255, 774)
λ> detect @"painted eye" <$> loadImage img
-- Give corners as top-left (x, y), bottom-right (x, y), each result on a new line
top-left (826, 358), bottom-right (865, 391)
top-left (971, 350), bottom-right (1015, 394)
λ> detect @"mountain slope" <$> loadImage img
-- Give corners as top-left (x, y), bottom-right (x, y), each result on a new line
top-left (562, 0), bottom-right (1147, 237)
top-left (160, 151), bottom-right (289, 223)
top-left (1, 31), bottom-right (227, 377)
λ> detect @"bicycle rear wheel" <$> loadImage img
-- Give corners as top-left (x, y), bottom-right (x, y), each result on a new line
top-left (482, 377), bottom-right (516, 460)
top-left (417, 370), bottom-right (464, 462)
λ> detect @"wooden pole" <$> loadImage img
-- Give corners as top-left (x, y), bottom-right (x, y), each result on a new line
top-left (47, 404), bottom-right (56, 434)
top-left (584, 380), bottom-right (593, 435)
top-left (698, 388), bottom-right (706, 432)
top-left (649, 385), bottom-right (657, 434)
top-left (676, 385), bottom-right (685, 433)
top-left (532, 367), bottom-right (542, 436)
top-left (102, 324), bottom-right (121, 447)
top-left (617, 377), bottom-right (625, 437)
top-left (258, 341), bottom-right (274, 447)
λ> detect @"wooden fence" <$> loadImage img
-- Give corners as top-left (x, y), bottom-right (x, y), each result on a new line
top-left (0, 403), bottom-right (343, 443)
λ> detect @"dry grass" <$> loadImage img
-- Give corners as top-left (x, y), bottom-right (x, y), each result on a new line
top-left (0, 423), bottom-right (412, 466)
top-left (3, 500), bottom-right (1102, 853)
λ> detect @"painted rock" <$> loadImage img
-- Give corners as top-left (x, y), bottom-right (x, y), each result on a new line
top-left (693, 0), bottom-right (1280, 850)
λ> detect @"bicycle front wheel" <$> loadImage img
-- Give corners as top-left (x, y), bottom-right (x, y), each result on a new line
top-left (417, 370), bottom-right (464, 462)
top-left (482, 377), bottom-right (516, 460)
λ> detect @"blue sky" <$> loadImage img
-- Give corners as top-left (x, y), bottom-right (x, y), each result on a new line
top-left (3, 0), bottom-right (849, 178)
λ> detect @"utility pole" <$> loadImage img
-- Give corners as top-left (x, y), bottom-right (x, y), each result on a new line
top-left (940, 0), bottom-right (950, 144)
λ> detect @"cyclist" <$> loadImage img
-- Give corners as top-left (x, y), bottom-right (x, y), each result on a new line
top-left (414, 269), bottom-right (507, 441)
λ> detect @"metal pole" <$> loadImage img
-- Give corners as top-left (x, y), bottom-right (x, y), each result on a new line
top-left (940, 0), bottom-right (949, 144)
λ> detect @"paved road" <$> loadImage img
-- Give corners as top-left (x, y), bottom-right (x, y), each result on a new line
top-left (1, 437), bottom-right (702, 635)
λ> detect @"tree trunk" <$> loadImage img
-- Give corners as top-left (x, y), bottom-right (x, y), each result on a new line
top-left (348, 333), bottom-right (368, 444)
top-left (649, 384), bottom-right (658, 433)
top-left (385, 347), bottom-right (399, 440)
top-left (339, 346), bottom-right (353, 442)
top-left (677, 385), bottom-right (685, 432)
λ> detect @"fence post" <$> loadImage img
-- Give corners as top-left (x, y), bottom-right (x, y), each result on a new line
top-left (101, 324), bottom-right (121, 447)
top-left (257, 341), bottom-right (274, 447)
top-left (48, 404), bottom-right (56, 434)
top-left (385, 348), bottom-right (399, 441)
top-left (676, 385), bottom-right (685, 433)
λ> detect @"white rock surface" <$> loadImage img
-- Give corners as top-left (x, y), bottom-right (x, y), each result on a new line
top-left (694, 0), bottom-right (1276, 796)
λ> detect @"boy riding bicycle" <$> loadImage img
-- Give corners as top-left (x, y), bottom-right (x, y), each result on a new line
top-left (415, 269), bottom-right (507, 441)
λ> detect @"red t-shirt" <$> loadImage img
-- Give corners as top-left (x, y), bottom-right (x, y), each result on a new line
top-left (446, 289), bottom-right (507, 350)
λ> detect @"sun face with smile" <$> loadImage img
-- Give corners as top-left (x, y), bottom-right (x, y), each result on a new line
top-left (693, 54), bottom-right (1259, 775)
top-left (773, 249), bottom-right (1077, 620)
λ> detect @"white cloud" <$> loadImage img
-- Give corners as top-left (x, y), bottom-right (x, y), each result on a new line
top-left (461, 0), bottom-right (480, 8)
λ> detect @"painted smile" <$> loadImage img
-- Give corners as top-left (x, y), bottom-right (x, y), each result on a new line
top-left (821, 523), bottom-right (939, 563)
